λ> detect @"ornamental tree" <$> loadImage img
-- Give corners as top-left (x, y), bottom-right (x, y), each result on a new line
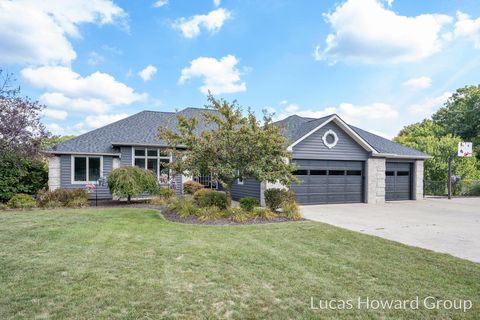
top-left (158, 94), bottom-right (298, 206)
top-left (107, 166), bottom-right (158, 204)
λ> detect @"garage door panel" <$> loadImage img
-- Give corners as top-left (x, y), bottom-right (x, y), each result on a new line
top-left (291, 159), bottom-right (364, 204)
top-left (386, 162), bottom-right (412, 201)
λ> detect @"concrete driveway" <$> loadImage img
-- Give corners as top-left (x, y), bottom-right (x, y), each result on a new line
top-left (301, 198), bottom-right (480, 263)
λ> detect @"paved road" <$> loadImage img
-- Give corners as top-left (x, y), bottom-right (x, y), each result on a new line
top-left (301, 198), bottom-right (480, 263)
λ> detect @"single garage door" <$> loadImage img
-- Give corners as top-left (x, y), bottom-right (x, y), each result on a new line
top-left (291, 160), bottom-right (364, 204)
top-left (386, 162), bottom-right (412, 201)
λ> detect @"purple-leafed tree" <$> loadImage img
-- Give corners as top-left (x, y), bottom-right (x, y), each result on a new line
top-left (0, 69), bottom-right (50, 157)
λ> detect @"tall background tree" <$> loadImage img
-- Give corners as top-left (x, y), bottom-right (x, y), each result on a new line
top-left (394, 85), bottom-right (480, 194)
top-left (0, 69), bottom-right (55, 201)
top-left (432, 85), bottom-right (480, 159)
top-left (159, 95), bottom-right (298, 205)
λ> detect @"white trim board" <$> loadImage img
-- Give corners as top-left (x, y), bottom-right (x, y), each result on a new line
top-left (286, 115), bottom-right (378, 154)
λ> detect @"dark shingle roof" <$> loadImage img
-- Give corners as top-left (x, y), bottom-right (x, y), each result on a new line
top-left (274, 114), bottom-right (429, 158)
top-left (48, 108), bottom-right (218, 154)
top-left (49, 108), bottom-right (429, 158)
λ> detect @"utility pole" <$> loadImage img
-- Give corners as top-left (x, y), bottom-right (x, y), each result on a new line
top-left (447, 155), bottom-right (453, 200)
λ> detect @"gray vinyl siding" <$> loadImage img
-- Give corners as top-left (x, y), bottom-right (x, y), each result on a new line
top-left (292, 122), bottom-right (368, 160)
top-left (60, 155), bottom-right (114, 200)
top-left (120, 146), bottom-right (132, 166)
top-left (231, 179), bottom-right (261, 201)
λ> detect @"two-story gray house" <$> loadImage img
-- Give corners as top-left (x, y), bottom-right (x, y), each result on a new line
top-left (45, 107), bottom-right (430, 205)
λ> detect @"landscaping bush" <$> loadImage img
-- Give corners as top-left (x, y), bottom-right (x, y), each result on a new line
top-left (281, 202), bottom-right (303, 220)
top-left (168, 198), bottom-right (199, 218)
top-left (156, 187), bottom-right (176, 199)
top-left (37, 188), bottom-right (88, 208)
top-left (264, 188), bottom-right (295, 211)
top-left (252, 207), bottom-right (278, 220)
top-left (7, 194), bottom-right (36, 209)
top-left (193, 189), bottom-right (227, 209)
top-left (0, 153), bottom-right (48, 202)
top-left (239, 197), bottom-right (259, 212)
top-left (196, 206), bottom-right (225, 221)
top-left (227, 207), bottom-right (252, 223)
top-left (0, 203), bottom-right (7, 210)
top-left (108, 167), bottom-right (158, 203)
top-left (183, 180), bottom-right (204, 195)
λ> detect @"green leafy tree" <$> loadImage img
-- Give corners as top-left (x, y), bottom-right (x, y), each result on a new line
top-left (158, 94), bottom-right (298, 206)
top-left (0, 153), bottom-right (48, 202)
top-left (107, 167), bottom-right (158, 204)
top-left (432, 85), bottom-right (480, 158)
top-left (395, 119), bottom-right (480, 182)
top-left (41, 135), bottom-right (75, 150)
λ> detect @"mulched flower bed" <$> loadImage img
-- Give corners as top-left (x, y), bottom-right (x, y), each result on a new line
top-left (87, 200), bottom-right (305, 225)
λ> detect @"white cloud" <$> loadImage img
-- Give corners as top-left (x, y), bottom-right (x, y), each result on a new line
top-left (138, 65), bottom-right (158, 81)
top-left (402, 76), bottom-right (432, 89)
top-left (41, 109), bottom-right (68, 120)
top-left (385, 0), bottom-right (394, 7)
top-left (275, 100), bottom-right (399, 138)
top-left (45, 123), bottom-right (69, 136)
top-left (22, 66), bottom-right (147, 113)
top-left (153, 0), bottom-right (168, 8)
top-left (88, 51), bottom-right (104, 65)
top-left (316, 0), bottom-right (452, 64)
top-left (0, 0), bottom-right (127, 66)
top-left (453, 11), bottom-right (480, 48)
top-left (173, 8), bottom-right (231, 38)
top-left (83, 113), bottom-right (129, 129)
top-left (179, 55), bottom-right (246, 94)
top-left (408, 92), bottom-right (452, 117)
top-left (213, 0), bottom-right (221, 7)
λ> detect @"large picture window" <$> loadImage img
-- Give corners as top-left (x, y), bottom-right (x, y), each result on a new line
top-left (133, 147), bottom-right (171, 183)
top-left (73, 156), bottom-right (102, 183)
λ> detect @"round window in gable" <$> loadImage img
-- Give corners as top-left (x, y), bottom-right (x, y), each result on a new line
top-left (322, 129), bottom-right (339, 149)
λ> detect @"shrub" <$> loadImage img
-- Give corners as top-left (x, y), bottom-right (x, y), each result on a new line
top-left (66, 197), bottom-right (88, 208)
top-left (183, 180), bottom-right (204, 195)
top-left (7, 194), bottom-right (36, 209)
top-left (42, 200), bottom-right (63, 209)
top-left (0, 203), bottom-right (7, 210)
top-left (168, 198), bottom-right (199, 218)
top-left (281, 202), bottom-right (303, 220)
top-left (468, 183), bottom-right (480, 196)
top-left (264, 188), bottom-right (295, 211)
top-left (108, 167), bottom-right (158, 203)
top-left (0, 153), bottom-right (48, 202)
top-left (193, 189), bottom-right (227, 209)
top-left (37, 188), bottom-right (88, 208)
top-left (226, 208), bottom-right (252, 223)
top-left (156, 187), bottom-right (176, 199)
top-left (252, 207), bottom-right (278, 220)
top-left (239, 197), bottom-right (259, 212)
top-left (196, 206), bottom-right (225, 221)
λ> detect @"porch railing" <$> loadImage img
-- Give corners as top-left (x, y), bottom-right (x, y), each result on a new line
top-left (194, 176), bottom-right (218, 189)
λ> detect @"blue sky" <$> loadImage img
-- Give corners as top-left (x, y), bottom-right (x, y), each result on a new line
top-left (1, 0), bottom-right (480, 138)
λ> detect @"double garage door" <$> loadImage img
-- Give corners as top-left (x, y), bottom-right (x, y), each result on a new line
top-left (385, 162), bottom-right (412, 201)
top-left (291, 160), bottom-right (364, 205)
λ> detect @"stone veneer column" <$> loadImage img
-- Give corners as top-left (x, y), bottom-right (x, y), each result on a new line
top-left (48, 156), bottom-right (61, 191)
top-left (413, 160), bottom-right (424, 200)
top-left (366, 158), bottom-right (386, 204)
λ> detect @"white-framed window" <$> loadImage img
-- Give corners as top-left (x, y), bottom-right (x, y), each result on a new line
top-left (237, 170), bottom-right (244, 185)
top-left (132, 147), bottom-right (171, 183)
top-left (71, 156), bottom-right (103, 184)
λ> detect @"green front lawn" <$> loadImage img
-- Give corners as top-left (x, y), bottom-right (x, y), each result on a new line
top-left (0, 208), bottom-right (478, 319)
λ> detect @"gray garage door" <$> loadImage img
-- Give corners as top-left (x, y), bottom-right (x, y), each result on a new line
top-left (386, 162), bottom-right (412, 201)
top-left (291, 160), bottom-right (364, 204)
